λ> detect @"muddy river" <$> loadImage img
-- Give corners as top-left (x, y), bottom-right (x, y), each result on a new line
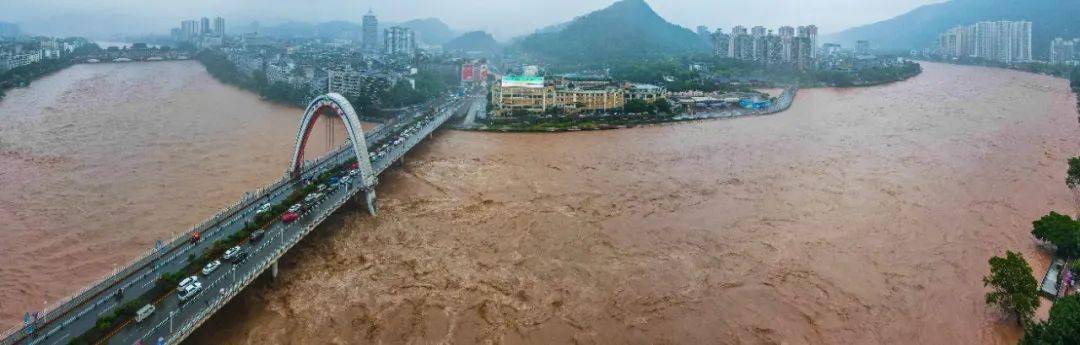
top-left (1, 61), bottom-right (1077, 344)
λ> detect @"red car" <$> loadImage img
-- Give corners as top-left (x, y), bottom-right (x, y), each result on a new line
top-left (281, 212), bottom-right (300, 224)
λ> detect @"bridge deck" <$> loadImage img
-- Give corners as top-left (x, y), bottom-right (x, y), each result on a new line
top-left (1, 95), bottom-right (473, 345)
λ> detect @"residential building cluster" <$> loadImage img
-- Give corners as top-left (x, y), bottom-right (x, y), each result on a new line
top-left (171, 16), bottom-right (227, 49)
top-left (0, 37), bottom-right (86, 72)
top-left (489, 73), bottom-right (667, 117)
top-left (220, 36), bottom-right (435, 106)
top-left (707, 24), bottom-right (818, 70)
top-left (1049, 37), bottom-right (1080, 65)
top-left (937, 20), bottom-right (1032, 64)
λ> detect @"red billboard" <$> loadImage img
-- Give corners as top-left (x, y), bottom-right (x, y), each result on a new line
top-left (461, 64), bottom-right (474, 82)
top-left (479, 64), bottom-right (489, 81)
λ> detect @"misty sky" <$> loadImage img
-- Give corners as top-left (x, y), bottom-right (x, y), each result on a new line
top-left (2, 0), bottom-right (942, 40)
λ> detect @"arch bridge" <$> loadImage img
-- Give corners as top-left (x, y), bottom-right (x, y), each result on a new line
top-left (0, 92), bottom-right (470, 345)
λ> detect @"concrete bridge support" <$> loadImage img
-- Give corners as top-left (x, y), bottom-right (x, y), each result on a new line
top-left (271, 260), bottom-right (279, 279)
top-left (362, 190), bottom-right (377, 216)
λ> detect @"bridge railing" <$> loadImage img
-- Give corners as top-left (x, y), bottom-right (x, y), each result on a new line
top-left (0, 129), bottom-right (377, 345)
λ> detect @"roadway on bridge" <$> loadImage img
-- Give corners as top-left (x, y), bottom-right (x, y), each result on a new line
top-left (5, 94), bottom-right (477, 345)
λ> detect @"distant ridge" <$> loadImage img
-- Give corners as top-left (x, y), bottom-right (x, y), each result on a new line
top-left (514, 0), bottom-right (709, 64)
top-left (826, 0), bottom-right (1080, 57)
top-left (444, 31), bottom-right (501, 54)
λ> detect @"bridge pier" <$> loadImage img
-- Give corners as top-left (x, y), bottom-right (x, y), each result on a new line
top-left (271, 260), bottom-right (278, 279)
top-left (362, 190), bottom-right (377, 216)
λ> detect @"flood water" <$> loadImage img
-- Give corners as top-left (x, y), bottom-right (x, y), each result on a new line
top-left (1, 61), bottom-right (1078, 344)
top-left (0, 61), bottom-right (348, 326)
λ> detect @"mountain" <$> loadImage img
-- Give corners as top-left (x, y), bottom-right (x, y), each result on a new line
top-left (826, 0), bottom-right (1080, 57)
top-left (444, 31), bottom-right (501, 53)
top-left (515, 0), bottom-right (710, 64)
top-left (260, 18), bottom-right (455, 45)
top-left (398, 18), bottom-right (455, 45)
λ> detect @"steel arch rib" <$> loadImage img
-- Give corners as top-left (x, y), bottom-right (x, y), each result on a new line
top-left (288, 93), bottom-right (376, 189)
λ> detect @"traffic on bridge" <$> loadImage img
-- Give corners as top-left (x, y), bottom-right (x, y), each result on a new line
top-left (1, 89), bottom-right (484, 345)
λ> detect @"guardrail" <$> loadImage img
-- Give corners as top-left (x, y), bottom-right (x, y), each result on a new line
top-left (0, 132), bottom-right (372, 345)
top-left (167, 99), bottom-right (462, 344)
top-left (0, 99), bottom-right (463, 345)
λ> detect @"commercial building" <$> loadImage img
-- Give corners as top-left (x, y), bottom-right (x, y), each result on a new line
top-left (384, 26), bottom-right (415, 56)
top-left (362, 10), bottom-right (379, 52)
top-left (489, 75), bottom-right (634, 117)
top-left (938, 20), bottom-right (1031, 64)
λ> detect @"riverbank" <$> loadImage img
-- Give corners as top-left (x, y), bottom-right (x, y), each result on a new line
top-left (798, 61), bottom-right (923, 88)
top-left (189, 61), bottom-right (1080, 345)
top-left (453, 86), bottom-right (797, 133)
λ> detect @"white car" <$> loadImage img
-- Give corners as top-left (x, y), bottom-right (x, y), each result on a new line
top-left (255, 203), bottom-right (271, 215)
top-left (304, 193), bottom-right (322, 204)
top-left (201, 260), bottom-right (221, 276)
top-left (288, 203), bottom-right (304, 213)
top-left (223, 246), bottom-right (242, 261)
top-left (177, 281), bottom-right (202, 302)
top-left (178, 276), bottom-right (199, 290)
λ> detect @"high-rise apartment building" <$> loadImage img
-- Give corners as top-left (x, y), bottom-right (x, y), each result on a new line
top-left (181, 20), bottom-right (198, 39)
top-left (362, 9), bottom-right (379, 52)
top-left (778, 26), bottom-right (795, 62)
top-left (384, 26), bottom-right (416, 56)
top-left (200, 17), bottom-right (211, 36)
top-left (712, 29), bottom-right (730, 58)
top-left (855, 40), bottom-right (871, 56)
top-left (938, 21), bottom-right (1031, 63)
top-left (720, 24), bottom-right (816, 69)
top-left (1050, 37), bottom-right (1080, 65)
top-left (797, 25), bottom-right (818, 59)
top-left (213, 17), bottom-right (226, 37)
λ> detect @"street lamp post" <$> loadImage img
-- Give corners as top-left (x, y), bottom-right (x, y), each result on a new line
top-left (168, 310), bottom-right (175, 334)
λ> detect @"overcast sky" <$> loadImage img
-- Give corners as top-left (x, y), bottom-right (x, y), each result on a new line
top-left (1, 0), bottom-right (943, 40)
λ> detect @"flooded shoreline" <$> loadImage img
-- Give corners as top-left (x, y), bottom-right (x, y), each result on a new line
top-left (189, 63), bottom-right (1077, 344)
top-left (1, 61), bottom-right (1077, 344)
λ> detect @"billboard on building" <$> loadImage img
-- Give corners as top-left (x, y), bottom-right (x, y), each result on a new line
top-left (501, 75), bottom-right (544, 88)
top-left (480, 64), bottom-right (489, 81)
top-left (461, 64), bottom-right (475, 82)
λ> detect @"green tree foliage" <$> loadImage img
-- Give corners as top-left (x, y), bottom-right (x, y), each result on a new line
top-left (624, 99), bottom-right (652, 114)
top-left (1019, 294), bottom-right (1080, 344)
top-left (1068, 157), bottom-right (1080, 189)
top-left (654, 97), bottom-right (672, 114)
top-left (382, 71), bottom-right (451, 108)
top-left (195, 50), bottom-right (250, 89)
top-left (983, 251), bottom-right (1040, 326)
top-left (1032, 211), bottom-right (1080, 257)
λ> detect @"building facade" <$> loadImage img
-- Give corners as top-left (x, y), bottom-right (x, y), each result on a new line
top-left (384, 26), bottom-right (416, 56)
top-left (490, 75), bottom-right (635, 117)
top-left (362, 10), bottom-right (379, 53)
top-left (716, 24), bottom-right (816, 70)
top-left (1050, 37), bottom-right (1080, 65)
top-left (213, 17), bottom-right (226, 37)
top-left (938, 20), bottom-right (1032, 64)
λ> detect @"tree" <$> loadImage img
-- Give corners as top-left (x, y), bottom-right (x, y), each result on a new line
top-left (983, 251), bottom-right (1040, 326)
top-left (624, 99), bottom-right (650, 114)
top-left (1019, 294), bottom-right (1080, 344)
top-left (1068, 157), bottom-right (1080, 189)
top-left (1032, 211), bottom-right (1080, 257)
top-left (654, 97), bottom-right (672, 114)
